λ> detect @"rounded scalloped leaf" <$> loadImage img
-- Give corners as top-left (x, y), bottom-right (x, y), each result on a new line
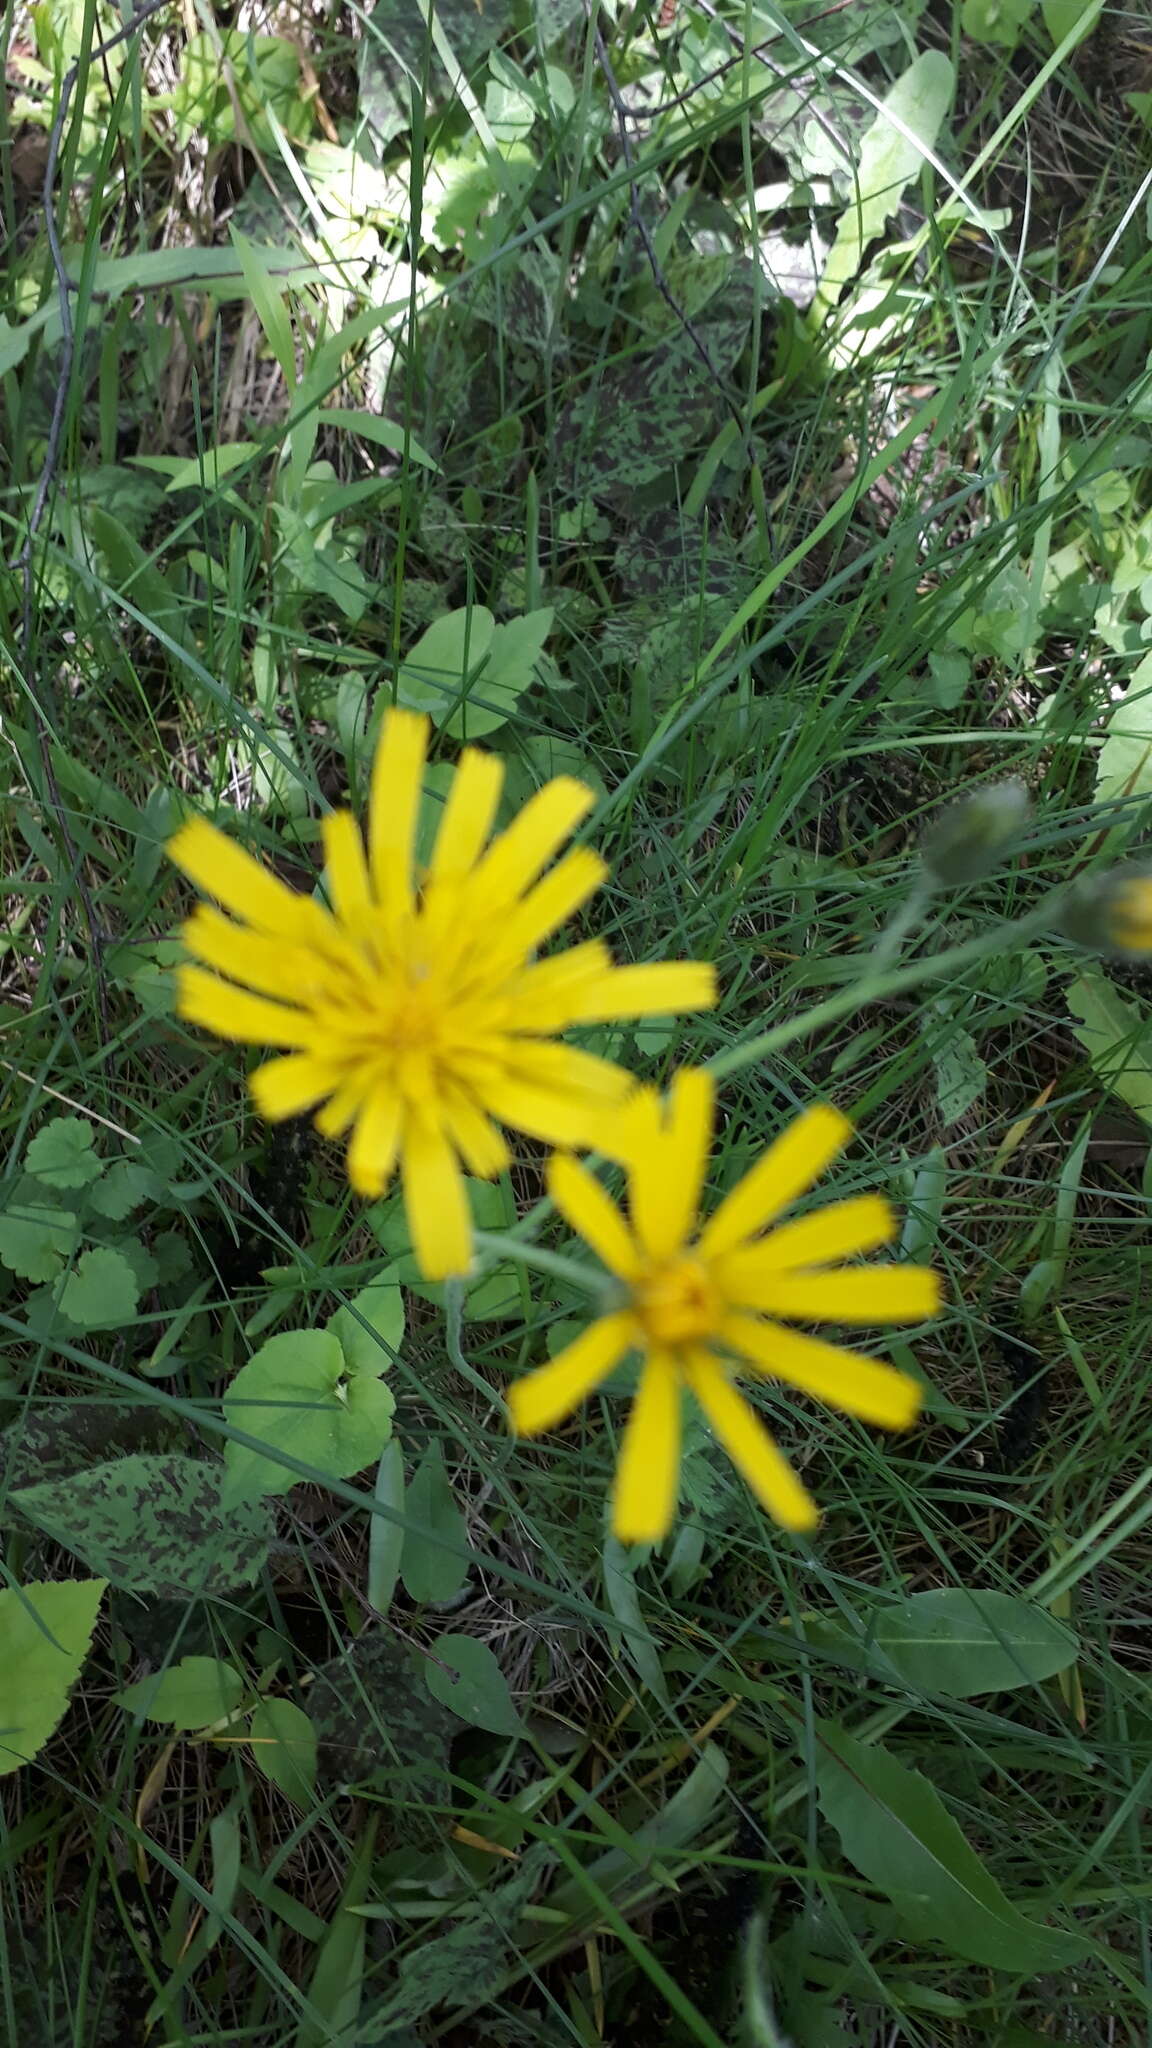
top-left (25, 1117), bottom-right (103, 1190)
top-left (0, 1578), bottom-right (107, 1776)
top-left (0, 1205), bottom-right (79, 1282)
top-left (223, 1329), bottom-right (395, 1502)
top-left (57, 1247), bottom-right (140, 1329)
top-left (116, 1655), bottom-right (244, 1730)
top-left (86, 1160), bottom-right (155, 1221)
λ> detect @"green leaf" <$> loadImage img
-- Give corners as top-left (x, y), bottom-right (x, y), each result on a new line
top-left (116, 1655), bottom-right (245, 1729)
top-left (223, 1329), bottom-right (395, 1501)
top-left (930, 1012), bottom-right (987, 1127)
top-left (161, 442), bottom-right (262, 495)
top-left (309, 1631), bottom-right (461, 1848)
top-left (603, 1536), bottom-right (668, 1704)
top-left (444, 607), bottom-right (554, 739)
top-left (367, 1439), bottom-right (405, 1618)
top-left (813, 1719), bottom-right (1091, 1972)
top-left (1041, 0), bottom-right (1102, 52)
top-left (0, 1204), bottom-right (78, 1281)
top-left (401, 1443), bottom-right (469, 1605)
top-left (0, 1578), bottom-right (106, 1776)
top-left (1067, 971), bottom-right (1152, 1131)
top-left (423, 1633), bottom-right (523, 1735)
top-left (13, 1454), bottom-right (274, 1597)
top-left (1094, 651), bottom-right (1152, 805)
top-left (85, 1159), bottom-right (154, 1221)
top-left (57, 1247), bottom-right (140, 1329)
top-left (802, 1589), bottom-right (1078, 1697)
top-left (816, 53), bottom-right (954, 311)
top-left (961, 0), bottom-right (1036, 48)
top-left (316, 410), bottom-right (439, 472)
top-left (326, 1276), bottom-right (404, 1376)
top-left (248, 1698), bottom-right (318, 1805)
top-left (25, 1116), bottom-right (102, 1190)
top-left (395, 607), bottom-right (495, 722)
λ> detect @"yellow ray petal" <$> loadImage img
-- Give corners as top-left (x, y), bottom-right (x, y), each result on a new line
top-left (509, 942), bottom-right (616, 1030)
top-left (698, 1105), bottom-right (854, 1260)
top-left (548, 1153), bottom-right (641, 1280)
top-left (441, 1095), bottom-right (511, 1179)
top-left (176, 967), bottom-right (317, 1048)
top-left (566, 960), bottom-right (717, 1022)
top-left (507, 1312), bottom-right (635, 1436)
top-left (485, 847), bottom-right (608, 967)
top-left (685, 1354), bottom-right (817, 1532)
top-left (181, 907), bottom-right (335, 1003)
top-left (629, 1067), bottom-right (713, 1263)
top-left (348, 1086), bottom-right (405, 1197)
top-left (168, 817), bottom-right (322, 941)
top-left (471, 777), bottom-right (594, 909)
top-left (402, 1118), bottom-right (472, 1279)
top-left (593, 1085), bottom-right (665, 1167)
top-left (369, 707), bottom-right (428, 919)
top-left (483, 1078), bottom-right (621, 1151)
top-left (250, 1053), bottom-right (344, 1120)
top-left (612, 1352), bottom-right (682, 1545)
top-left (323, 809), bottom-right (373, 927)
top-left (722, 1266), bottom-right (941, 1326)
top-left (314, 1072), bottom-right (372, 1140)
top-left (428, 746), bottom-right (504, 881)
top-left (512, 1038), bottom-right (633, 1105)
top-left (721, 1313), bottom-right (922, 1430)
top-left (719, 1194), bottom-right (896, 1281)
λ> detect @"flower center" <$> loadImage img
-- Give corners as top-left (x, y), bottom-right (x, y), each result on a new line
top-left (633, 1255), bottom-right (718, 1347)
top-left (388, 984), bottom-right (438, 1051)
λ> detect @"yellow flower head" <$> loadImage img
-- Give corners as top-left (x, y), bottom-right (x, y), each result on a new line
top-left (1102, 873), bottom-right (1152, 954)
top-left (167, 709), bottom-right (714, 1282)
top-left (507, 1070), bottom-right (940, 1544)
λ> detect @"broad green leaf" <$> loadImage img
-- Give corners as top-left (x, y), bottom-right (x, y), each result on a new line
top-left (0, 1204), bottom-right (78, 1281)
top-left (309, 1631), bottom-right (462, 1846)
top-left (0, 1578), bottom-right (106, 1775)
top-left (86, 505), bottom-right (188, 654)
top-left (816, 53), bottom-right (954, 311)
top-left (248, 1698), bottom-right (318, 1805)
top-left (550, 1743), bottom-right (728, 1918)
top-left (813, 1719), bottom-right (1091, 1972)
top-left (317, 410), bottom-right (439, 472)
top-left (1094, 651), bottom-right (1152, 805)
top-left (603, 1536), bottom-right (668, 1704)
top-left (930, 1013), bottom-right (987, 1127)
top-left (367, 1439), bottom-right (405, 1617)
top-left (57, 1246), bottom-right (140, 1329)
top-left (802, 1589), bottom-right (1078, 1696)
top-left (401, 1443), bottom-right (469, 1605)
top-left (1066, 972), bottom-right (1152, 1131)
top-left (25, 1116), bottom-right (102, 1189)
top-left (231, 227), bottom-right (296, 390)
top-left (444, 607), bottom-right (554, 738)
top-left (13, 1455), bottom-right (273, 1596)
top-left (357, 1847), bottom-right (548, 2037)
top-left (85, 1159), bottom-right (154, 1221)
top-left (224, 1330), bottom-right (395, 1501)
top-left (961, 0), bottom-right (1035, 48)
top-left (1041, 0), bottom-right (1103, 51)
top-left (396, 607), bottom-right (495, 721)
top-left (423, 1633), bottom-right (523, 1735)
top-left (327, 1276), bottom-right (404, 1376)
top-left (161, 443), bottom-right (262, 495)
top-left (116, 1655), bottom-right (244, 1729)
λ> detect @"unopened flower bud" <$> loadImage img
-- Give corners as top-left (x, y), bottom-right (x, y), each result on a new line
top-left (921, 782), bottom-right (1031, 887)
top-left (1061, 866), bottom-right (1152, 956)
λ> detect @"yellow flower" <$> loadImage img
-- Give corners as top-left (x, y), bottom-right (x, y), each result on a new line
top-left (507, 1070), bottom-right (940, 1543)
top-left (167, 709), bottom-right (714, 1281)
top-left (1104, 873), bottom-right (1152, 953)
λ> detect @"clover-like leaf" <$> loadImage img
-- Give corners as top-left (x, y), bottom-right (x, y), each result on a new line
top-left (223, 1329), bottom-right (395, 1502)
top-left (25, 1117), bottom-right (103, 1190)
top-left (86, 1159), bottom-right (154, 1221)
top-left (57, 1247), bottom-right (140, 1329)
top-left (0, 1205), bottom-right (79, 1282)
